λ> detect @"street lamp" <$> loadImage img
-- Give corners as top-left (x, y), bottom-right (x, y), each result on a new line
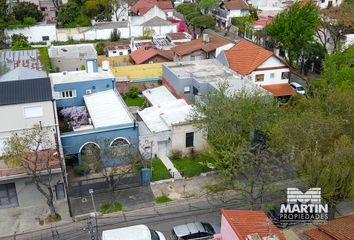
top-left (89, 189), bottom-right (99, 240)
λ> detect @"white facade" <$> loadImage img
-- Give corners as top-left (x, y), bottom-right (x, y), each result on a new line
top-left (6, 24), bottom-right (57, 43)
top-left (317, 0), bottom-right (342, 8)
top-left (249, 56), bottom-right (289, 86)
top-left (107, 48), bottom-right (130, 57)
top-left (171, 124), bottom-right (206, 156)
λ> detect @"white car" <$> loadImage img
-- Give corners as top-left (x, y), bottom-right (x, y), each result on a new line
top-left (290, 82), bottom-right (305, 95)
top-left (102, 224), bottom-right (166, 240)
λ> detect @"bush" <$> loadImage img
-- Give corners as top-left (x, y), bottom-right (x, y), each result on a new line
top-left (100, 202), bottom-right (123, 214)
top-left (73, 164), bottom-right (89, 176)
top-left (128, 86), bottom-right (139, 98)
top-left (81, 64), bottom-right (85, 70)
top-left (23, 17), bottom-right (37, 26)
top-left (110, 29), bottom-right (121, 41)
top-left (155, 195), bottom-right (172, 204)
top-left (96, 41), bottom-right (105, 55)
top-left (169, 149), bottom-right (182, 160)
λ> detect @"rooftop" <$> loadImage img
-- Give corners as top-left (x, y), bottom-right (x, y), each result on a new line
top-left (110, 62), bottom-right (163, 82)
top-left (83, 90), bottom-right (134, 128)
top-left (223, 0), bottom-right (249, 10)
top-left (0, 49), bottom-right (43, 71)
top-left (50, 69), bottom-right (114, 85)
top-left (143, 85), bottom-right (176, 106)
top-left (130, 46), bottom-right (173, 64)
top-left (131, 0), bottom-right (173, 15)
top-left (171, 33), bottom-right (231, 56)
top-left (0, 77), bottom-right (52, 106)
top-left (106, 44), bottom-right (131, 51)
top-left (0, 67), bottom-right (47, 82)
top-left (48, 44), bottom-right (97, 59)
top-left (164, 59), bottom-right (263, 94)
top-left (261, 84), bottom-right (295, 97)
top-left (224, 39), bottom-right (273, 75)
top-left (166, 32), bottom-right (193, 41)
top-left (222, 209), bottom-right (286, 240)
top-left (141, 16), bottom-right (172, 27)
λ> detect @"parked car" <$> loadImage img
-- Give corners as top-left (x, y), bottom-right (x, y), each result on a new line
top-left (290, 82), bottom-right (305, 95)
top-left (102, 224), bottom-right (166, 240)
top-left (171, 222), bottom-right (220, 240)
top-left (266, 204), bottom-right (301, 229)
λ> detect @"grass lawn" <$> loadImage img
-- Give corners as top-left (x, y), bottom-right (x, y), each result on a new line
top-left (135, 158), bottom-right (171, 181)
top-left (123, 96), bottom-right (145, 107)
top-left (99, 202), bottom-right (122, 214)
top-left (35, 47), bottom-right (52, 73)
top-left (155, 195), bottom-right (172, 204)
top-left (171, 155), bottom-right (212, 178)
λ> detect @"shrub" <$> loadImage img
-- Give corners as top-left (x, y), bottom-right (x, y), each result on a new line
top-left (169, 149), bottom-right (182, 160)
top-left (23, 17), bottom-right (37, 26)
top-left (110, 29), bottom-right (121, 41)
top-left (81, 64), bottom-right (85, 70)
top-left (128, 86), bottom-right (139, 98)
top-left (100, 202), bottom-right (123, 214)
top-left (96, 41), bottom-right (105, 55)
top-left (73, 164), bottom-right (89, 176)
top-left (155, 195), bottom-right (172, 204)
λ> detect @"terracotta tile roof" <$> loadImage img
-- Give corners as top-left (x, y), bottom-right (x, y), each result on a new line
top-left (224, 39), bottom-right (273, 75)
top-left (106, 44), bottom-right (130, 51)
top-left (254, 19), bottom-right (272, 27)
top-left (167, 32), bottom-right (191, 41)
top-left (222, 209), bottom-right (286, 240)
top-left (131, 0), bottom-right (173, 15)
top-left (171, 33), bottom-right (230, 56)
top-left (0, 149), bottom-right (61, 177)
top-left (304, 215), bottom-right (354, 240)
top-left (130, 47), bottom-right (173, 64)
top-left (223, 0), bottom-right (249, 10)
top-left (261, 84), bottom-right (296, 97)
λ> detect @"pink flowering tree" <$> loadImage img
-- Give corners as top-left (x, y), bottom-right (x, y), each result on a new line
top-left (60, 106), bottom-right (89, 129)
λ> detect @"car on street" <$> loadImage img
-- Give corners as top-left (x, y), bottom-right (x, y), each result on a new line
top-left (266, 203), bottom-right (301, 229)
top-left (290, 82), bottom-right (306, 95)
top-left (171, 222), bottom-right (220, 240)
top-left (102, 224), bottom-right (166, 240)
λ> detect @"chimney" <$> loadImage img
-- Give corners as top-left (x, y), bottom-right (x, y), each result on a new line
top-left (203, 34), bottom-right (210, 43)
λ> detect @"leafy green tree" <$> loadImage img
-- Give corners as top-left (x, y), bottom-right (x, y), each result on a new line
top-left (11, 34), bottom-right (32, 50)
top-left (186, 11), bottom-right (201, 23)
top-left (12, 2), bottom-right (43, 22)
top-left (190, 86), bottom-right (290, 209)
top-left (271, 89), bottom-right (354, 218)
top-left (248, 6), bottom-right (258, 21)
top-left (231, 16), bottom-right (255, 35)
top-left (84, 0), bottom-right (112, 22)
top-left (110, 29), bottom-right (121, 41)
top-left (23, 17), bottom-right (37, 26)
top-left (96, 41), bottom-right (105, 55)
top-left (266, 2), bottom-right (320, 66)
top-left (198, 0), bottom-right (218, 14)
top-left (128, 86), bottom-right (139, 98)
top-left (190, 15), bottom-right (215, 34)
top-left (57, 1), bottom-right (81, 25)
top-left (176, 3), bottom-right (197, 16)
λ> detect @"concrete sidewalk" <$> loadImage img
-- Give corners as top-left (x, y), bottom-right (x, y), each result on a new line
top-left (159, 155), bottom-right (183, 179)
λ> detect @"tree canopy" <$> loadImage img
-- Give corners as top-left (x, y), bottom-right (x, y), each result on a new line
top-left (176, 3), bottom-right (197, 16)
top-left (190, 15), bottom-right (215, 33)
top-left (198, 0), bottom-right (218, 14)
top-left (12, 2), bottom-right (43, 22)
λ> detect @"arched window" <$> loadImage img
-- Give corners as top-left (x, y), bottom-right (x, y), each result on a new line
top-left (110, 138), bottom-right (130, 157)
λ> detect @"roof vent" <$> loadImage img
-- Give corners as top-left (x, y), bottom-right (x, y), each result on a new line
top-left (203, 34), bottom-right (210, 43)
top-left (63, 71), bottom-right (67, 75)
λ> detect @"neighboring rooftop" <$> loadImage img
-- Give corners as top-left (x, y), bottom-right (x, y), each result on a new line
top-left (171, 33), bottom-right (231, 56)
top-left (143, 85), bottom-right (176, 106)
top-left (164, 59), bottom-right (263, 94)
top-left (0, 49), bottom-right (43, 71)
top-left (141, 16), bottom-right (172, 27)
top-left (50, 69), bottom-right (114, 84)
top-left (130, 0), bottom-right (173, 15)
top-left (0, 67), bottom-right (47, 82)
top-left (166, 32), bottom-right (192, 42)
top-left (304, 214), bottom-right (354, 240)
top-left (83, 90), bottom-right (134, 128)
top-left (222, 0), bottom-right (249, 10)
top-left (221, 209), bottom-right (286, 240)
top-left (262, 84), bottom-right (295, 97)
top-left (130, 46), bottom-right (173, 64)
top-left (0, 77), bottom-right (52, 106)
top-left (106, 44), bottom-right (131, 51)
top-left (48, 44), bottom-right (97, 59)
top-left (224, 39), bottom-right (274, 75)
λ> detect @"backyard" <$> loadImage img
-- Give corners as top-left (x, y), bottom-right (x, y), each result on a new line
top-left (123, 96), bottom-right (145, 107)
top-left (171, 153), bottom-right (214, 178)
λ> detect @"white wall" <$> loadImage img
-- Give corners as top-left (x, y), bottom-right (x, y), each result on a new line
top-left (171, 124), bottom-right (207, 155)
top-left (139, 129), bottom-right (172, 158)
top-left (215, 43), bottom-right (234, 57)
top-left (108, 49), bottom-right (130, 57)
top-left (6, 24), bottom-right (57, 43)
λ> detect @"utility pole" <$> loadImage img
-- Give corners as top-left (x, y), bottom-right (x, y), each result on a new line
top-left (89, 189), bottom-right (99, 240)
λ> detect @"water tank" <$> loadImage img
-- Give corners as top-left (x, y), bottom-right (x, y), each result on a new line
top-left (102, 60), bottom-right (110, 71)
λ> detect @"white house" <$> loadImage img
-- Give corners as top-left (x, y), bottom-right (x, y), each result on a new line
top-left (138, 86), bottom-right (207, 158)
top-left (106, 44), bottom-right (131, 57)
top-left (5, 23), bottom-right (56, 43)
top-left (213, 0), bottom-right (249, 29)
top-left (217, 39), bottom-right (295, 97)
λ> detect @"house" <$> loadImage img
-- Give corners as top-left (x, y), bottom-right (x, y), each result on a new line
top-left (130, 45), bottom-right (173, 64)
top-left (304, 214), bottom-right (354, 240)
top-left (217, 209), bottom-right (286, 240)
top-left (49, 60), bottom-right (139, 163)
top-left (0, 75), bottom-right (68, 232)
top-left (48, 44), bottom-right (98, 72)
top-left (130, 0), bottom-right (174, 18)
top-left (217, 40), bottom-right (295, 97)
top-left (314, 0), bottom-right (342, 8)
top-left (171, 33), bottom-right (234, 62)
top-left (137, 86), bottom-right (207, 157)
top-left (106, 44), bottom-right (131, 57)
top-left (0, 49), bottom-right (45, 72)
top-left (5, 23), bottom-right (57, 43)
top-left (162, 59), bottom-right (266, 102)
top-left (213, 0), bottom-right (249, 29)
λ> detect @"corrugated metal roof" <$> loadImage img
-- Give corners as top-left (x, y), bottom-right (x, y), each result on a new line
top-left (143, 86), bottom-right (176, 106)
top-left (0, 77), bottom-right (52, 106)
top-left (0, 67), bottom-right (47, 82)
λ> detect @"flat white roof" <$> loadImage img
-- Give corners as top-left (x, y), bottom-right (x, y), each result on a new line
top-left (84, 90), bottom-right (133, 128)
top-left (143, 86), bottom-right (176, 106)
top-left (50, 69), bottom-right (114, 85)
top-left (138, 99), bottom-right (192, 133)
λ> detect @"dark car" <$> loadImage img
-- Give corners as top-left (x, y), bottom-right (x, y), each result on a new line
top-left (171, 222), bottom-right (220, 240)
top-left (267, 203), bottom-right (301, 229)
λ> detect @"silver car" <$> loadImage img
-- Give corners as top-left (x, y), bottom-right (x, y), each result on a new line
top-left (171, 222), bottom-right (220, 240)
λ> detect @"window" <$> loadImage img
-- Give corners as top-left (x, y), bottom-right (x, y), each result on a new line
top-left (42, 36), bottom-right (49, 41)
top-left (55, 183), bottom-right (65, 200)
top-left (184, 86), bottom-right (191, 94)
top-left (24, 106), bottom-right (43, 118)
top-left (281, 72), bottom-right (289, 79)
top-left (193, 86), bottom-right (199, 95)
top-left (191, 55), bottom-right (196, 61)
top-left (60, 90), bottom-right (76, 99)
top-left (186, 132), bottom-right (194, 148)
top-left (255, 74), bottom-right (264, 82)
top-left (113, 50), bottom-right (117, 54)
top-left (119, 52), bottom-right (123, 56)
top-left (270, 73), bottom-right (275, 79)
top-left (0, 183), bottom-right (18, 208)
